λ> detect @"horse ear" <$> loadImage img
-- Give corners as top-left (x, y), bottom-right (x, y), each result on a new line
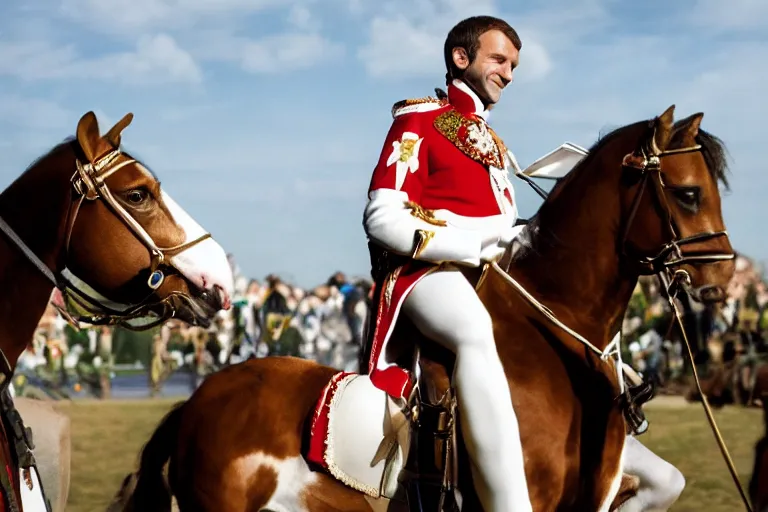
top-left (677, 112), bottom-right (704, 146)
top-left (653, 104), bottom-right (676, 153)
top-left (103, 113), bottom-right (134, 148)
top-left (76, 111), bottom-right (101, 162)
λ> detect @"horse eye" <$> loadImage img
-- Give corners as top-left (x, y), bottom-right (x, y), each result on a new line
top-left (126, 189), bottom-right (149, 204)
top-left (672, 187), bottom-right (700, 212)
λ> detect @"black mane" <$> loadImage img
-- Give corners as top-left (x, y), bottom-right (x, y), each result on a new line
top-left (669, 123), bottom-right (730, 190)
top-left (548, 116), bottom-right (730, 196)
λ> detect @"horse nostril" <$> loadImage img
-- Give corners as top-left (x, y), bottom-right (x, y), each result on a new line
top-left (198, 285), bottom-right (226, 311)
top-left (214, 285), bottom-right (230, 310)
top-left (698, 285), bottom-right (725, 303)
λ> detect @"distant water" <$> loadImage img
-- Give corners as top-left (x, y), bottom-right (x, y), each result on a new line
top-left (64, 371), bottom-right (196, 400)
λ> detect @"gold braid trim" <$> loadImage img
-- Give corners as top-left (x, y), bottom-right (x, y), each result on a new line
top-left (391, 96), bottom-right (448, 117)
top-left (384, 266), bottom-right (401, 308)
top-left (433, 109), bottom-right (506, 169)
top-left (404, 201), bottom-right (447, 226)
top-left (489, 125), bottom-right (508, 158)
top-left (412, 229), bottom-right (435, 259)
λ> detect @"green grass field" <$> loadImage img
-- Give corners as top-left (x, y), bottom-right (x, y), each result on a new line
top-left (56, 397), bottom-right (763, 512)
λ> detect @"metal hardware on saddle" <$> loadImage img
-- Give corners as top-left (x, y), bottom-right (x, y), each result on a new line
top-left (400, 370), bottom-right (460, 512)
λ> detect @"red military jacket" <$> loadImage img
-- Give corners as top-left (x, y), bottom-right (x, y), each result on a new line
top-left (362, 79), bottom-right (519, 399)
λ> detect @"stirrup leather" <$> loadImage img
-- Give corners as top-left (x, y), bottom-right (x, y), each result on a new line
top-left (400, 380), bottom-right (460, 512)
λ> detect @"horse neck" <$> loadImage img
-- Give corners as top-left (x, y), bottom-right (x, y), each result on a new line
top-left (510, 141), bottom-right (640, 348)
top-left (0, 146), bottom-right (74, 368)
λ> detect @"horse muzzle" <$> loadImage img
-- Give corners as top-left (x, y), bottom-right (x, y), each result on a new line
top-left (689, 284), bottom-right (726, 304)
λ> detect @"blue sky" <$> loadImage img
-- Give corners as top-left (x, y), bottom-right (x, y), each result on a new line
top-left (0, 0), bottom-right (766, 287)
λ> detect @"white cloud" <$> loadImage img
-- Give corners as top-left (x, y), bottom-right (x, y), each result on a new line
top-left (514, 38), bottom-right (551, 83)
top-left (193, 30), bottom-right (344, 74)
top-left (158, 103), bottom-right (226, 122)
top-left (357, 16), bottom-right (444, 78)
top-left (356, 0), bottom-right (562, 81)
top-left (93, 110), bottom-right (121, 132)
top-left (0, 95), bottom-right (73, 130)
top-left (59, 0), bottom-right (296, 34)
top-left (287, 5), bottom-right (317, 31)
top-left (0, 41), bottom-right (78, 81)
top-left (0, 34), bottom-right (202, 85)
top-left (96, 34), bottom-right (203, 85)
top-left (242, 33), bottom-right (343, 73)
top-left (689, 0), bottom-right (768, 31)
top-left (3, 1), bottom-right (343, 83)
top-left (0, 0), bottom-right (765, 285)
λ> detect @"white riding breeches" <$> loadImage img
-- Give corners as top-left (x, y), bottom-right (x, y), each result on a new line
top-left (619, 435), bottom-right (685, 511)
top-left (402, 267), bottom-right (533, 512)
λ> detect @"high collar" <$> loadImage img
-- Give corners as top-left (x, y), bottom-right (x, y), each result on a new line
top-left (447, 79), bottom-right (490, 121)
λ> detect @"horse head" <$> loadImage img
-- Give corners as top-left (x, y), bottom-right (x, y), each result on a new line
top-left (508, 105), bottom-right (736, 348)
top-left (1, 111), bottom-right (233, 332)
top-left (617, 105), bottom-right (735, 303)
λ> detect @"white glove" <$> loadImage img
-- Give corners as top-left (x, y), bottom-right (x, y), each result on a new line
top-left (479, 223), bottom-right (524, 263)
top-left (499, 223), bottom-right (525, 246)
top-left (480, 241), bottom-right (506, 262)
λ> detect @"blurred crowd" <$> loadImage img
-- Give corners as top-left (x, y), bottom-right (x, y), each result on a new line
top-left (14, 256), bottom-right (374, 399)
top-left (623, 253), bottom-right (768, 399)
top-left (15, 251), bottom-right (768, 400)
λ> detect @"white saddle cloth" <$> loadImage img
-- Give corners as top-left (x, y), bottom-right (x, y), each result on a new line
top-left (319, 374), bottom-right (411, 498)
top-left (20, 467), bottom-right (48, 512)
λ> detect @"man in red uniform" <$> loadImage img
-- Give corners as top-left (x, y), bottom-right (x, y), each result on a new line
top-left (363, 16), bottom-right (531, 512)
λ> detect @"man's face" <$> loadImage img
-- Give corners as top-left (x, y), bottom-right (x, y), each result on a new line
top-left (454, 29), bottom-right (519, 105)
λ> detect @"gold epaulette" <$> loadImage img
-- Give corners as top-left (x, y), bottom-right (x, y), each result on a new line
top-left (391, 96), bottom-right (448, 118)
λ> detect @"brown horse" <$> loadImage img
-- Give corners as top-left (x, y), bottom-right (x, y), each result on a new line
top-left (118, 105), bottom-right (735, 511)
top-left (0, 110), bottom-right (233, 512)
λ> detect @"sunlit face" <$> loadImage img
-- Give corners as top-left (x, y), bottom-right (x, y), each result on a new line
top-left (453, 29), bottom-right (520, 105)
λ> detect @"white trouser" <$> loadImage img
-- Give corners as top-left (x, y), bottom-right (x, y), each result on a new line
top-left (618, 435), bottom-right (685, 511)
top-left (402, 267), bottom-right (532, 512)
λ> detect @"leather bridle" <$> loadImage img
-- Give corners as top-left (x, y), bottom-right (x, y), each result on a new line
top-left (618, 120), bottom-right (735, 296)
top-left (0, 145), bottom-right (212, 330)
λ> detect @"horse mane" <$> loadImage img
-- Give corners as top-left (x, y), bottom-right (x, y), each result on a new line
top-left (669, 124), bottom-right (730, 190)
top-left (548, 116), bottom-right (730, 196)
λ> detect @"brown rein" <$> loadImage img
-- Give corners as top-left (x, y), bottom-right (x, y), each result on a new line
top-left (662, 272), bottom-right (753, 512)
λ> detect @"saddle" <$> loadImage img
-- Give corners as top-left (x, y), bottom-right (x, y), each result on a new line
top-left (393, 341), bottom-right (655, 509)
top-left (307, 308), bottom-right (654, 511)
top-left (307, 249), bottom-right (655, 508)
top-left (305, 338), bottom-right (462, 509)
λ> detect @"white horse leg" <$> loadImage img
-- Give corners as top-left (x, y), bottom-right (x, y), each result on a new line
top-left (618, 435), bottom-right (685, 511)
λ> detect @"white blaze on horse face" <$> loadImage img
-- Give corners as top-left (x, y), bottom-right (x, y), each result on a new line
top-left (161, 191), bottom-right (234, 309)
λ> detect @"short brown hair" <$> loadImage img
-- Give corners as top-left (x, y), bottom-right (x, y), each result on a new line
top-left (443, 16), bottom-right (522, 84)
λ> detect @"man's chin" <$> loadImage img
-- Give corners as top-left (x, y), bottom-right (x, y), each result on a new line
top-left (482, 85), bottom-right (503, 105)
top-left (484, 93), bottom-right (501, 108)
